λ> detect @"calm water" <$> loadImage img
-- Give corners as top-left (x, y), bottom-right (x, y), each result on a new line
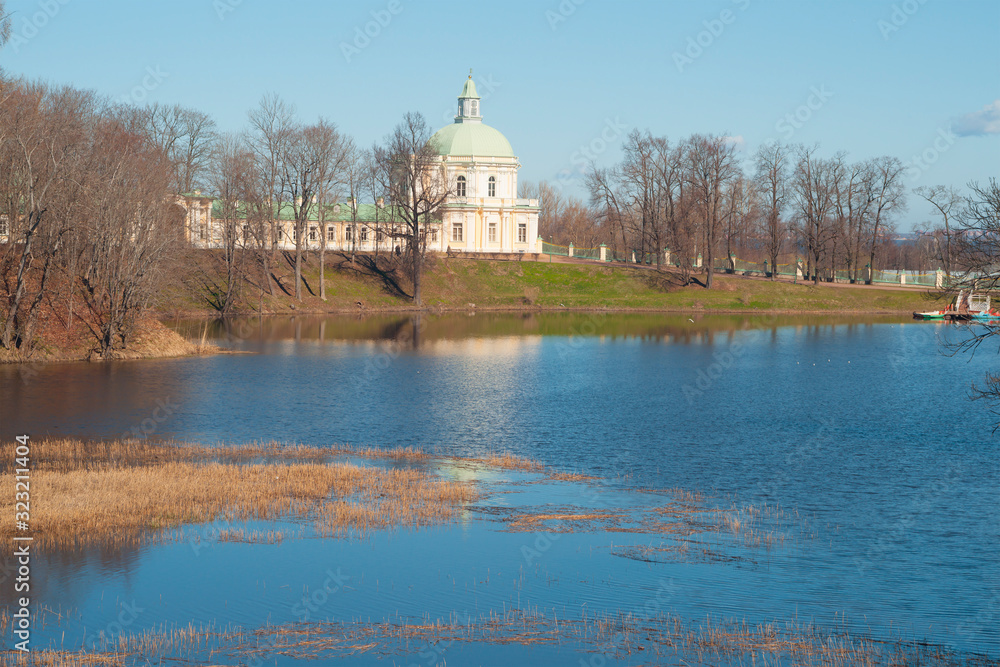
top-left (2, 313), bottom-right (998, 664)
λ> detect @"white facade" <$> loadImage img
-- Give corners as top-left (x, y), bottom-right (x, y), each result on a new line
top-left (177, 75), bottom-right (540, 256)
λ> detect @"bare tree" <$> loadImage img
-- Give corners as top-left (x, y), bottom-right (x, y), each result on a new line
top-left (864, 156), bottom-right (907, 283)
top-left (209, 133), bottom-right (255, 315)
top-left (586, 166), bottom-right (628, 261)
top-left (373, 112), bottom-right (450, 306)
top-left (941, 179), bottom-right (1000, 425)
top-left (312, 128), bottom-right (353, 301)
top-left (0, 1), bottom-right (11, 48)
top-left (684, 134), bottom-right (738, 288)
top-left (0, 82), bottom-right (94, 350)
top-left (915, 184), bottom-right (962, 277)
top-left (754, 142), bottom-right (789, 279)
top-left (247, 94), bottom-right (295, 293)
top-left (78, 114), bottom-right (178, 355)
top-left (139, 103), bottom-right (217, 193)
top-left (791, 146), bottom-right (841, 284)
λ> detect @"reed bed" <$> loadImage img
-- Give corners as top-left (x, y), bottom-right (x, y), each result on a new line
top-left (216, 528), bottom-right (284, 544)
top-left (464, 451), bottom-right (545, 471)
top-left (12, 608), bottom-right (986, 667)
top-left (0, 440), bottom-right (476, 550)
top-left (0, 438), bottom-right (429, 474)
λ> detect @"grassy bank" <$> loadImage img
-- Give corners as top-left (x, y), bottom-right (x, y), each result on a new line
top-left (158, 249), bottom-right (946, 317)
top-left (2, 251), bottom-right (945, 363)
top-left (0, 316), bottom-right (211, 365)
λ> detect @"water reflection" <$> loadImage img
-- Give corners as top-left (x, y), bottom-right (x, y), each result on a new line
top-left (1, 313), bottom-right (997, 660)
top-left (169, 311), bottom-right (913, 348)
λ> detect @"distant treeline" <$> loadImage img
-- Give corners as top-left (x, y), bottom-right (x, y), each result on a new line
top-left (523, 130), bottom-right (993, 287)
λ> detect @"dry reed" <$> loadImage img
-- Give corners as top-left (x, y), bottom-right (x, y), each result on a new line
top-left (12, 608), bottom-right (985, 667)
top-left (0, 439), bottom-right (475, 551)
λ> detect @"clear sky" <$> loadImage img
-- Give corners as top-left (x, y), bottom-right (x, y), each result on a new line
top-left (2, 0), bottom-right (998, 230)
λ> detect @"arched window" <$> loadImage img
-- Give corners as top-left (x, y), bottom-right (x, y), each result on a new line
top-left (456, 175), bottom-right (466, 197)
top-left (488, 176), bottom-right (496, 197)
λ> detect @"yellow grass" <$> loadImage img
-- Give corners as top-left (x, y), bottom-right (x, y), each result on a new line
top-left (11, 608), bottom-right (973, 667)
top-left (0, 439), bottom-right (473, 550)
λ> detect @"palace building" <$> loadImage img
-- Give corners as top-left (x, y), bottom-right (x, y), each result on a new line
top-left (177, 74), bottom-right (539, 255)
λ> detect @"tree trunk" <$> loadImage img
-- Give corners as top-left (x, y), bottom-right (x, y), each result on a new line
top-left (294, 224), bottom-right (303, 301)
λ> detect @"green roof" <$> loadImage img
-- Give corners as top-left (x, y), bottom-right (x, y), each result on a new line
top-left (429, 122), bottom-right (515, 158)
top-left (458, 76), bottom-right (479, 99)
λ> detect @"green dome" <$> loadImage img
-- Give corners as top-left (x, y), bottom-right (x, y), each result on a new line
top-left (429, 122), bottom-right (515, 158)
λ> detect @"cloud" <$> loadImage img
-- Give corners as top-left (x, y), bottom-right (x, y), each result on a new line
top-left (952, 99), bottom-right (1000, 137)
top-left (722, 135), bottom-right (746, 150)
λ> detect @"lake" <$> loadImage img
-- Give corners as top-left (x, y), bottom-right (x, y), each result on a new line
top-left (2, 312), bottom-right (998, 665)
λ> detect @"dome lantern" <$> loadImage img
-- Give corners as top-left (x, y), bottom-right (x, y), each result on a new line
top-left (456, 69), bottom-right (481, 122)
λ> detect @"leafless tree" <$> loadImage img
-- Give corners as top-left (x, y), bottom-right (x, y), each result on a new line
top-left (791, 146), bottom-right (840, 284)
top-left (835, 160), bottom-right (876, 283)
top-left (863, 156), bottom-right (907, 282)
top-left (915, 184), bottom-right (962, 277)
top-left (721, 172), bottom-right (758, 270)
top-left (684, 134), bottom-right (738, 288)
top-left (311, 128), bottom-right (353, 301)
top-left (0, 1), bottom-right (11, 48)
top-left (586, 166), bottom-right (628, 260)
top-left (939, 179), bottom-right (1000, 426)
top-left (0, 81), bottom-right (94, 350)
top-left (247, 94), bottom-right (295, 293)
top-left (139, 103), bottom-right (217, 193)
top-left (209, 133), bottom-right (255, 314)
top-left (754, 142), bottom-right (789, 279)
top-left (520, 179), bottom-right (566, 245)
top-left (373, 112), bottom-right (450, 306)
top-left (77, 114), bottom-right (178, 355)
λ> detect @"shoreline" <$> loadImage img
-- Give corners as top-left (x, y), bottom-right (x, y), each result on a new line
top-left (2, 305), bottom-right (940, 366)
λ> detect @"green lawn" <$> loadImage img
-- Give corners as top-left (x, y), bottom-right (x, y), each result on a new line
top-left (157, 253), bottom-right (947, 315)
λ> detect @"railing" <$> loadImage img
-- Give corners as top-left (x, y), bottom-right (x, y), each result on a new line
top-left (541, 241), bottom-right (570, 256)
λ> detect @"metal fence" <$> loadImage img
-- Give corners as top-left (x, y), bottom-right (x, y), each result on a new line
top-left (538, 244), bottom-right (949, 287)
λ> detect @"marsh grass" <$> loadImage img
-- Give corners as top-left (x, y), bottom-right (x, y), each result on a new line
top-left (12, 608), bottom-right (983, 667)
top-left (0, 439), bottom-right (473, 550)
top-left (216, 528), bottom-right (285, 544)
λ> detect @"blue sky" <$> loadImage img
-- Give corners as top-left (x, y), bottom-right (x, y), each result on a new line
top-left (2, 0), bottom-right (998, 230)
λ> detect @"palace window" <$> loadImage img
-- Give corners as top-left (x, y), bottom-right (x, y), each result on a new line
top-left (309, 226), bottom-right (317, 241)
top-left (488, 221), bottom-right (497, 243)
top-left (430, 229), bottom-right (438, 242)
top-left (345, 226), bottom-right (353, 241)
top-left (518, 222), bottom-right (527, 243)
top-left (327, 226), bottom-right (336, 241)
top-left (242, 224), bottom-right (251, 240)
top-left (470, 100), bottom-right (478, 116)
top-left (452, 222), bottom-right (463, 242)
top-left (1, 215), bottom-right (9, 236)
top-left (488, 176), bottom-right (496, 197)
top-left (377, 230), bottom-right (384, 243)
top-left (456, 175), bottom-right (466, 197)
top-left (360, 227), bottom-right (369, 242)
